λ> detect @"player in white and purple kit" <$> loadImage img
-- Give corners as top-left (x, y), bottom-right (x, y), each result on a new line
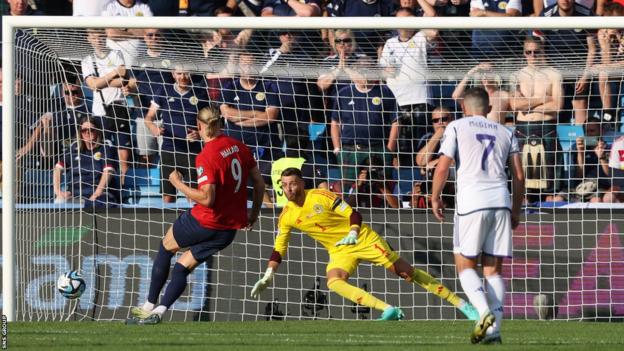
top-left (431, 87), bottom-right (525, 345)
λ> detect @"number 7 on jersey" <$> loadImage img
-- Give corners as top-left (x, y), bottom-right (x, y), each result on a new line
top-left (475, 134), bottom-right (496, 171)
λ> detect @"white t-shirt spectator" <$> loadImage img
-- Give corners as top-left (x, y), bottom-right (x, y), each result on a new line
top-left (609, 136), bottom-right (624, 170)
top-left (379, 31), bottom-right (429, 106)
top-left (81, 50), bottom-right (126, 117)
top-left (102, 1), bottom-right (153, 67)
top-left (73, 0), bottom-right (111, 16)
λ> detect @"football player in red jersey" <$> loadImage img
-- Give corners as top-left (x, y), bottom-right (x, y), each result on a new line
top-left (127, 106), bottom-right (265, 324)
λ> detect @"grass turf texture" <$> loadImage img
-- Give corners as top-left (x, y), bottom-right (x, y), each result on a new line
top-left (10, 320), bottom-right (624, 350)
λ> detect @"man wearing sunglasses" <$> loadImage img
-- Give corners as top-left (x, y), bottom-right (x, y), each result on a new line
top-left (509, 36), bottom-right (563, 201)
top-left (538, 0), bottom-right (596, 125)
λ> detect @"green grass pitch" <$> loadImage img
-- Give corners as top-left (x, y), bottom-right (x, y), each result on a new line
top-left (9, 320), bottom-right (624, 350)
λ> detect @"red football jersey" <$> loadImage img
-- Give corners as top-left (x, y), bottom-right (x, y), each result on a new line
top-left (191, 134), bottom-right (257, 229)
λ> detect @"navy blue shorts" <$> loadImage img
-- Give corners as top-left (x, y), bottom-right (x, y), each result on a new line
top-left (172, 211), bottom-right (237, 263)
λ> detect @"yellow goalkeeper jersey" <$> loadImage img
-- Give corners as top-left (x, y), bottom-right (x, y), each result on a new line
top-left (274, 189), bottom-right (373, 258)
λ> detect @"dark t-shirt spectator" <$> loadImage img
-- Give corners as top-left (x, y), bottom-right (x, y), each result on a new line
top-left (58, 142), bottom-right (120, 203)
top-left (538, 3), bottom-right (594, 68)
top-left (187, 0), bottom-right (226, 15)
top-left (151, 83), bottom-right (210, 154)
top-left (145, 0), bottom-right (179, 15)
top-left (221, 78), bottom-right (282, 151)
top-left (331, 84), bottom-right (396, 146)
top-left (262, 0), bottom-right (321, 16)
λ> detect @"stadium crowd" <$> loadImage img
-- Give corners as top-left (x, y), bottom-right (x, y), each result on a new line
top-left (2, 0), bottom-right (624, 208)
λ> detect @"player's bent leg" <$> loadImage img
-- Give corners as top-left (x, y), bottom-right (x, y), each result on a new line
top-left (389, 258), bottom-right (478, 320)
top-left (147, 228), bottom-right (179, 304)
top-left (130, 227), bottom-right (180, 321)
top-left (157, 251), bottom-right (199, 311)
top-left (162, 226), bottom-right (181, 252)
top-left (326, 269), bottom-right (395, 317)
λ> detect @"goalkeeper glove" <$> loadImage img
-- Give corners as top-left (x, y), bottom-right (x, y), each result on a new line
top-left (335, 229), bottom-right (358, 246)
top-left (251, 267), bottom-right (274, 299)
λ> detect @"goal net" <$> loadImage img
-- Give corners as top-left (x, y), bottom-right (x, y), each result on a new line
top-left (2, 16), bottom-right (624, 322)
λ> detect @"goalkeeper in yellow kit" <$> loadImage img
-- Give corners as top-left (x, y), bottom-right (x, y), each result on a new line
top-left (250, 167), bottom-right (479, 320)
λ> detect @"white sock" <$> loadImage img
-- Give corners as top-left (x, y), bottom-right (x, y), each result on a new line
top-left (459, 268), bottom-right (490, 317)
top-left (485, 274), bottom-right (505, 334)
top-left (141, 301), bottom-right (155, 312)
top-left (152, 305), bottom-right (167, 316)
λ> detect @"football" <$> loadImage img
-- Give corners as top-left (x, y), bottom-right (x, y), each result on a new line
top-left (57, 271), bottom-right (86, 299)
top-left (533, 293), bottom-right (555, 320)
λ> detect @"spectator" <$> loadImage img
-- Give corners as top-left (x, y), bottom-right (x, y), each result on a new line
top-left (470, 0), bottom-right (523, 60)
top-left (6, 0), bottom-right (43, 15)
top-left (452, 62), bottom-right (511, 125)
top-left (433, 0), bottom-right (470, 16)
top-left (572, 117), bottom-right (612, 202)
top-left (201, 6), bottom-right (252, 94)
top-left (317, 29), bottom-right (365, 100)
top-left (381, 7), bottom-right (438, 169)
top-left (330, 56), bottom-right (396, 183)
top-left (33, 0), bottom-right (72, 15)
top-left (261, 0), bottom-right (321, 16)
top-left (261, 31), bottom-right (324, 150)
top-left (2, 0), bottom-right (42, 47)
top-left (533, 0), bottom-right (606, 15)
top-left (187, 0), bottom-right (236, 16)
top-left (144, 66), bottom-right (210, 203)
top-left (593, 1), bottom-right (624, 126)
top-left (606, 134), bottom-right (624, 202)
top-left (399, 0), bottom-right (436, 16)
top-left (326, 0), bottom-right (395, 55)
top-left (414, 106), bottom-right (456, 204)
top-left (145, 0), bottom-right (179, 16)
top-left (538, 0), bottom-right (596, 125)
top-left (202, 7), bottom-right (252, 55)
top-left (72, 0), bottom-right (109, 16)
top-left (102, 0), bottom-right (153, 67)
top-left (330, 155), bottom-right (400, 208)
top-left (127, 28), bottom-right (175, 164)
top-left (220, 52), bottom-right (283, 200)
top-left (16, 80), bottom-right (90, 167)
top-left (81, 28), bottom-right (132, 186)
top-left (509, 37), bottom-right (563, 199)
top-left (53, 116), bottom-right (120, 207)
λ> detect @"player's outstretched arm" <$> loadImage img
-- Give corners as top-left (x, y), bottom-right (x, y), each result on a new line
top-left (509, 153), bottom-right (525, 229)
top-left (251, 259), bottom-right (280, 299)
top-left (431, 155), bottom-right (452, 222)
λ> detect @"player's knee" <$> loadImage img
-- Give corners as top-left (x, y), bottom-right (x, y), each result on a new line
top-left (326, 277), bottom-right (345, 291)
top-left (162, 229), bottom-right (179, 252)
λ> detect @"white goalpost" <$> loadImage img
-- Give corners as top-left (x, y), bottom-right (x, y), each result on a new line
top-left (3, 15), bottom-right (624, 323)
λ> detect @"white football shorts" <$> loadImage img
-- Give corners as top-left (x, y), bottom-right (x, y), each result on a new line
top-left (453, 209), bottom-right (512, 258)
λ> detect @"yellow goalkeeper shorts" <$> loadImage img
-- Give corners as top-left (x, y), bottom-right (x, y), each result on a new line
top-left (326, 229), bottom-right (400, 275)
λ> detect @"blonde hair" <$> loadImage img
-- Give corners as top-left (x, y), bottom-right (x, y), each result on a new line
top-left (197, 106), bottom-right (222, 139)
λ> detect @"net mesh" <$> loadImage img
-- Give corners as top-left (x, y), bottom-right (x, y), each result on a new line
top-left (5, 23), bottom-right (624, 321)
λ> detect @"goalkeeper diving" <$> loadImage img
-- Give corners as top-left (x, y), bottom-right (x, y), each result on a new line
top-left (251, 167), bottom-right (479, 320)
